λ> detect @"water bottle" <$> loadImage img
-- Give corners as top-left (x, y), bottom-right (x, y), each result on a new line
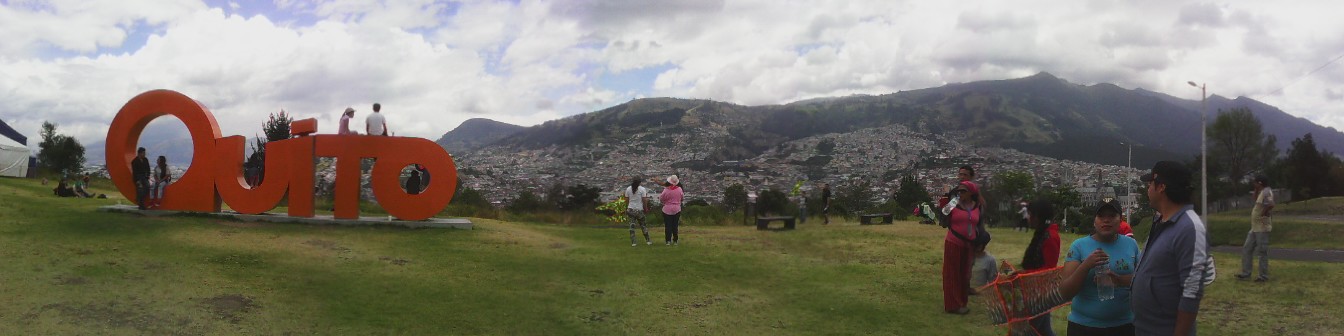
top-left (1095, 262), bottom-right (1115, 301)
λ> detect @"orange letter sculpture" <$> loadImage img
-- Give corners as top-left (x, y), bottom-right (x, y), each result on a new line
top-left (107, 90), bottom-right (458, 221)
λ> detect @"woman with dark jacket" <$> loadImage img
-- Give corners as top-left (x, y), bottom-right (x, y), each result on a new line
top-left (1019, 200), bottom-right (1062, 336)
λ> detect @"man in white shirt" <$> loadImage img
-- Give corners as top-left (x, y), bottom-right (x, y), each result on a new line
top-left (1238, 175), bottom-right (1275, 282)
top-left (366, 103), bottom-right (388, 136)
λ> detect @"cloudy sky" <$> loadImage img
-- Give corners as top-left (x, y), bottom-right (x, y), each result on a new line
top-left (2, 0), bottom-right (1341, 156)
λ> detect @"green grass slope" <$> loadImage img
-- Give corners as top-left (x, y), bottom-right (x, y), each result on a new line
top-left (1, 177), bottom-right (1340, 334)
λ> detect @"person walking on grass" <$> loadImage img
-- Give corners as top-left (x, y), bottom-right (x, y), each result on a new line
top-left (660, 175), bottom-right (684, 246)
top-left (1237, 175), bottom-right (1275, 282)
top-left (149, 156), bottom-right (171, 208)
top-left (1134, 161), bottom-right (1215, 336)
top-left (941, 181), bottom-right (981, 315)
top-left (1059, 199), bottom-right (1140, 336)
top-left (624, 177), bottom-right (653, 246)
top-left (821, 183), bottom-right (832, 224)
top-left (1017, 199), bottom-right (1061, 336)
top-left (132, 147), bottom-right (151, 210)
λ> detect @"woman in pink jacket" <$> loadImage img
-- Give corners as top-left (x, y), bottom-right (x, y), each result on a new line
top-left (660, 175), bottom-right (684, 245)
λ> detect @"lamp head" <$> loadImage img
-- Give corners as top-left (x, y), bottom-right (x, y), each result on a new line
top-left (1187, 81), bottom-right (1198, 87)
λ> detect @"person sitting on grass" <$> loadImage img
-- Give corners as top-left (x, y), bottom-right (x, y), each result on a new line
top-left (970, 240), bottom-right (998, 294)
top-left (53, 179), bottom-right (78, 197)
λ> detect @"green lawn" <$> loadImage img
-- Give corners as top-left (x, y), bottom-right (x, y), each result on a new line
top-left (1131, 197), bottom-right (1344, 249)
top-left (2, 177), bottom-right (1342, 335)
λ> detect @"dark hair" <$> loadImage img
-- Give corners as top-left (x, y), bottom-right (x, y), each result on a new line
top-left (156, 156), bottom-right (167, 167)
top-left (1164, 183), bottom-right (1193, 204)
top-left (137, 147), bottom-right (146, 153)
top-left (373, 103), bottom-right (382, 112)
top-left (1254, 175), bottom-right (1270, 187)
top-left (1021, 200), bottom-right (1055, 270)
top-left (959, 165), bottom-right (975, 177)
top-left (630, 178), bottom-right (641, 193)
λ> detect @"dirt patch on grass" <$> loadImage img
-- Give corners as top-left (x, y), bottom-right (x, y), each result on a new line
top-left (53, 276), bottom-right (88, 285)
top-left (24, 301), bottom-right (195, 334)
top-left (215, 221), bottom-right (265, 228)
top-left (379, 256), bottom-right (411, 266)
top-left (664, 295), bottom-right (728, 311)
top-left (198, 294), bottom-right (258, 323)
top-left (580, 310), bottom-right (612, 323)
top-left (304, 239), bottom-right (352, 253)
top-left (477, 221), bottom-right (576, 251)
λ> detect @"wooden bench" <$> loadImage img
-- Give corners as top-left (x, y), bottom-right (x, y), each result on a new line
top-left (860, 213), bottom-right (894, 225)
top-left (756, 216), bottom-right (796, 230)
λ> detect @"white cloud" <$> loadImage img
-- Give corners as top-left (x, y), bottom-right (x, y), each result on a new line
top-left (2, 0), bottom-right (1343, 159)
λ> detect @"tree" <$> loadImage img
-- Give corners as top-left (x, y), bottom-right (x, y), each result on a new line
top-left (1283, 133), bottom-right (1332, 200)
top-left (756, 188), bottom-right (790, 216)
top-left (561, 184), bottom-right (602, 211)
top-left (244, 110), bottom-right (293, 185)
top-left (449, 177), bottom-right (491, 208)
top-left (1207, 108), bottom-right (1277, 196)
top-left (544, 182), bottom-right (567, 210)
top-left (834, 180), bottom-right (877, 215)
top-left (506, 190), bottom-right (544, 213)
top-left (893, 174), bottom-right (932, 210)
top-left (37, 121), bottom-right (86, 176)
top-left (722, 183), bottom-right (747, 212)
top-left (992, 171), bottom-right (1036, 204)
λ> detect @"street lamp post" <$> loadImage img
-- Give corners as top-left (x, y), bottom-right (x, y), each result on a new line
top-left (1121, 142), bottom-right (1132, 220)
top-left (1187, 81), bottom-right (1208, 216)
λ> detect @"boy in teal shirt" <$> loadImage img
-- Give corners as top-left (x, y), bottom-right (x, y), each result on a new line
top-left (1059, 199), bottom-right (1140, 335)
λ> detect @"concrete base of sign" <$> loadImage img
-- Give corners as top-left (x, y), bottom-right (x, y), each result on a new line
top-left (97, 205), bottom-right (473, 229)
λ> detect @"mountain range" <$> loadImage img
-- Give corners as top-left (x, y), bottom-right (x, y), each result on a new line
top-left (440, 72), bottom-right (1344, 169)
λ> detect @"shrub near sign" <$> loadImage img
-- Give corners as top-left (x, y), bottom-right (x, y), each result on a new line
top-left (105, 90), bottom-right (458, 221)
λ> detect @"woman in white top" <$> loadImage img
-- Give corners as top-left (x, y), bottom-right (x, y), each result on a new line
top-left (624, 177), bottom-right (653, 246)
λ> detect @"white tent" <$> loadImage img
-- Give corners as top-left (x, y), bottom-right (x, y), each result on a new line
top-left (0, 120), bottom-right (30, 177)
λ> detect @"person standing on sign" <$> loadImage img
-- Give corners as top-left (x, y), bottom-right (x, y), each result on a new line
top-left (366, 103), bottom-right (388, 136)
top-left (1237, 175), bottom-right (1274, 282)
top-left (132, 147), bottom-right (151, 210)
top-left (624, 177), bottom-right (653, 246)
top-left (1018, 199), bottom-right (1061, 336)
top-left (941, 181), bottom-right (981, 315)
top-left (1059, 199), bottom-right (1140, 336)
top-left (1133, 161), bottom-right (1215, 336)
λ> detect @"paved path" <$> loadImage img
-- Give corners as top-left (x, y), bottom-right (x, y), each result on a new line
top-left (1211, 246), bottom-right (1344, 263)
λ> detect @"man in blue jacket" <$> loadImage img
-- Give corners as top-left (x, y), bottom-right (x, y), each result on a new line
top-left (1134, 161), bottom-right (1216, 336)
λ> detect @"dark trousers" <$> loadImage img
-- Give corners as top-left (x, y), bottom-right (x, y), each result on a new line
top-left (664, 212), bottom-right (680, 243)
top-left (135, 179), bottom-right (150, 210)
top-left (1067, 321), bottom-right (1134, 336)
top-left (1028, 313), bottom-right (1056, 336)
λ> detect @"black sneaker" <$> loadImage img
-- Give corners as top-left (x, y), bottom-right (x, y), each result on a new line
top-left (1235, 274), bottom-right (1250, 280)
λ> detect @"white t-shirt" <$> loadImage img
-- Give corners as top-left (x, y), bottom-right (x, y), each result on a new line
top-left (624, 186), bottom-right (649, 210)
top-left (366, 112), bottom-right (387, 136)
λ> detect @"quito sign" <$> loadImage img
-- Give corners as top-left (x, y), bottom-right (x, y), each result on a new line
top-left (106, 90), bottom-right (458, 221)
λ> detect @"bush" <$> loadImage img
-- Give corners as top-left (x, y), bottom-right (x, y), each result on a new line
top-left (681, 205), bottom-right (740, 226)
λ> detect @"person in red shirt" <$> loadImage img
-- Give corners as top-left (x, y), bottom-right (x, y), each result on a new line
top-left (1117, 218), bottom-right (1134, 237)
top-left (1020, 199), bottom-right (1061, 336)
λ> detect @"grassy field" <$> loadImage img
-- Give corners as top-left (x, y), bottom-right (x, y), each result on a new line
top-left (1132, 197), bottom-right (1344, 249)
top-left (2, 177), bottom-right (1342, 335)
